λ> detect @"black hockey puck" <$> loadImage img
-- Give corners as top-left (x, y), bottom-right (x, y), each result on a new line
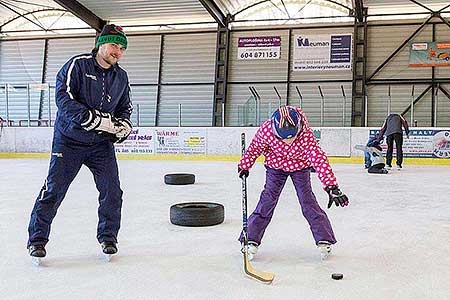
top-left (331, 273), bottom-right (344, 280)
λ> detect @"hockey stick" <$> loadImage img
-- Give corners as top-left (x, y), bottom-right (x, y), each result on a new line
top-left (240, 133), bottom-right (275, 284)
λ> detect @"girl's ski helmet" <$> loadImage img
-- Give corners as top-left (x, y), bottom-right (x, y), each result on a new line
top-left (271, 106), bottom-right (302, 139)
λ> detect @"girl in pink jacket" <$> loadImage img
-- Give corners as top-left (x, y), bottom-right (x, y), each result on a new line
top-left (238, 105), bottom-right (349, 260)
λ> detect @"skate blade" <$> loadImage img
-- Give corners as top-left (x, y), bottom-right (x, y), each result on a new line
top-left (321, 253), bottom-right (330, 261)
top-left (248, 252), bottom-right (254, 261)
top-left (319, 248), bottom-right (331, 261)
top-left (103, 253), bottom-right (115, 262)
top-left (31, 257), bottom-right (43, 266)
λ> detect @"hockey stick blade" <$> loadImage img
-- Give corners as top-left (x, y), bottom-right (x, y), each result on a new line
top-left (243, 250), bottom-right (275, 284)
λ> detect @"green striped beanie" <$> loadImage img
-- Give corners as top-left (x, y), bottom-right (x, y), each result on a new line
top-left (96, 24), bottom-right (128, 49)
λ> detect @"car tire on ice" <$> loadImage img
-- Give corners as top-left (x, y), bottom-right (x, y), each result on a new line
top-left (170, 202), bottom-right (225, 227)
top-left (164, 173), bottom-right (195, 185)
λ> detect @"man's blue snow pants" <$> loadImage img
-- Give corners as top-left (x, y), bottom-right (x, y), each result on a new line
top-left (27, 134), bottom-right (123, 247)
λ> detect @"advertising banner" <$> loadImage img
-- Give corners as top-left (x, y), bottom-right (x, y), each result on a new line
top-left (115, 128), bottom-right (155, 154)
top-left (237, 36), bottom-right (281, 60)
top-left (370, 129), bottom-right (450, 158)
top-left (155, 129), bottom-right (207, 154)
top-left (410, 42), bottom-right (450, 67)
top-left (293, 34), bottom-right (352, 71)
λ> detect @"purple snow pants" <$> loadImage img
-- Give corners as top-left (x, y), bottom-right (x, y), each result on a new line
top-left (240, 167), bottom-right (336, 246)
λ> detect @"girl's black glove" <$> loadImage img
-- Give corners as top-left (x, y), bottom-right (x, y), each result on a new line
top-left (238, 167), bottom-right (249, 179)
top-left (325, 185), bottom-right (349, 209)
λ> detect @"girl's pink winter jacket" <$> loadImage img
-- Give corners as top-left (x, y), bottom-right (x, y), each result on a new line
top-left (238, 107), bottom-right (338, 189)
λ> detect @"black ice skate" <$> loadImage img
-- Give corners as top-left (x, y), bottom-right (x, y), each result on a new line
top-left (101, 241), bottom-right (117, 261)
top-left (28, 244), bottom-right (46, 266)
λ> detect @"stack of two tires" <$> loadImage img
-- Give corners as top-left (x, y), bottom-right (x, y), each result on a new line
top-left (165, 173), bottom-right (224, 227)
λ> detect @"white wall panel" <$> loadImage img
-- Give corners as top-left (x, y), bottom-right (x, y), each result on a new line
top-left (131, 85), bottom-right (158, 126)
top-left (226, 83), bottom-right (288, 126)
top-left (158, 84), bottom-right (214, 126)
top-left (46, 37), bottom-right (94, 84)
top-left (0, 40), bottom-right (45, 84)
top-left (161, 33), bottom-right (216, 83)
top-left (0, 40), bottom-right (45, 122)
top-left (367, 84), bottom-right (431, 127)
top-left (119, 35), bottom-right (161, 84)
top-left (289, 82), bottom-right (352, 127)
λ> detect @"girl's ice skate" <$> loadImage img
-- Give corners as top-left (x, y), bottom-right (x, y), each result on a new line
top-left (241, 241), bottom-right (259, 261)
top-left (317, 241), bottom-right (332, 260)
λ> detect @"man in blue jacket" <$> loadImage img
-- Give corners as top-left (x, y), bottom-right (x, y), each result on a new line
top-left (27, 24), bottom-right (133, 261)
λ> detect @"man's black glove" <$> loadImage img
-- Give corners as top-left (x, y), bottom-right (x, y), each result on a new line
top-left (238, 167), bottom-right (249, 179)
top-left (325, 185), bottom-right (349, 209)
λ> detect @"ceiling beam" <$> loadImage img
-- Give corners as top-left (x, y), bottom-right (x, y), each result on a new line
top-left (408, 0), bottom-right (434, 13)
top-left (198, 0), bottom-right (227, 27)
top-left (437, 13), bottom-right (450, 30)
top-left (53, 0), bottom-right (106, 32)
top-left (353, 0), bottom-right (364, 22)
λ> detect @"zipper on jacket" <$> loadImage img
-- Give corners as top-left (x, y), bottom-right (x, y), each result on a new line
top-left (100, 72), bottom-right (105, 110)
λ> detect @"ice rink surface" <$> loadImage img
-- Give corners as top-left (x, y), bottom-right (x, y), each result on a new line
top-left (1, 158), bottom-right (449, 300)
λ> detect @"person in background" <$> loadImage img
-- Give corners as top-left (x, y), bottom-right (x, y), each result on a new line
top-left (27, 24), bottom-right (133, 261)
top-left (357, 133), bottom-right (388, 174)
top-left (379, 113), bottom-right (410, 170)
top-left (237, 105), bottom-right (349, 261)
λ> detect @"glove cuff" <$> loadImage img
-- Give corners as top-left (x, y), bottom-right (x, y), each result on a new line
top-left (325, 185), bottom-right (338, 193)
top-left (118, 118), bottom-right (132, 127)
top-left (81, 109), bottom-right (101, 131)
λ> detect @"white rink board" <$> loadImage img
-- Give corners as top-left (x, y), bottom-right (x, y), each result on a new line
top-left (0, 126), bottom-right (368, 157)
top-left (1, 127), bottom-right (449, 158)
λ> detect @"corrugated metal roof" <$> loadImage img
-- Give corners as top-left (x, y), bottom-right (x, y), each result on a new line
top-left (76, 0), bottom-right (215, 26)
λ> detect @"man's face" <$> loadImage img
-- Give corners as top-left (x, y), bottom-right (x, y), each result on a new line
top-left (98, 43), bottom-right (126, 66)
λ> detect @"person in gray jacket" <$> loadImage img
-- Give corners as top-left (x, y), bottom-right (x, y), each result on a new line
top-left (379, 113), bottom-right (410, 169)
